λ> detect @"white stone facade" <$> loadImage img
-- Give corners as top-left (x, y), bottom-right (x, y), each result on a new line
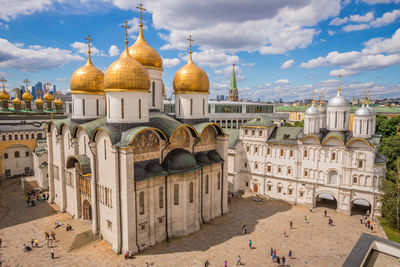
top-left (72, 94), bottom-right (106, 120)
top-left (175, 93), bottom-right (208, 120)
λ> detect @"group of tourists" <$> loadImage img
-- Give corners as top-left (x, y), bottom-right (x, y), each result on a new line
top-left (360, 215), bottom-right (374, 231)
top-left (124, 250), bottom-right (134, 260)
top-left (25, 188), bottom-right (48, 207)
top-left (270, 247), bottom-right (293, 265)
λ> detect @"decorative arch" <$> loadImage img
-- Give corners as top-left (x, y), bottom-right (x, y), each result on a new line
top-left (66, 155), bottom-right (91, 176)
top-left (346, 138), bottom-right (372, 148)
top-left (322, 136), bottom-right (345, 146)
top-left (300, 134), bottom-right (321, 144)
top-left (327, 169), bottom-right (338, 185)
top-left (315, 191), bottom-right (338, 202)
top-left (129, 128), bottom-right (164, 154)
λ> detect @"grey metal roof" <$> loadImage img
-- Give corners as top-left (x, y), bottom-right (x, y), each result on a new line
top-left (0, 124), bottom-right (45, 132)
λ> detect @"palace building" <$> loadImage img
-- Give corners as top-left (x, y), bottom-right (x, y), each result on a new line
top-left (44, 10), bottom-right (228, 254)
top-left (227, 83), bottom-right (386, 218)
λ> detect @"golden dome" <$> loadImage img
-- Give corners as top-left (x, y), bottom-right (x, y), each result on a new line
top-left (12, 96), bottom-right (21, 105)
top-left (173, 54), bottom-right (209, 94)
top-left (43, 92), bottom-right (53, 102)
top-left (0, 89), bottom-right (9, 101)
top-left (70, 57), bottom-right (104, 95)
top-left (35, 97), bottom-right (44, 105)
top-left (22, 90), bottom-right (33, 101)
top-left (129, 26), bottom-right (163, 69)
top-left (104, 48), bottom-right (150, 92)
top-left (54, 96), bottom-right (63, 106)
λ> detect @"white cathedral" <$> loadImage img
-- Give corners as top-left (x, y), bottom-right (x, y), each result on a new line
top-left (43, 18), bottom-right (228, 253)
top-left (228, 86), bottom-right (385, 218)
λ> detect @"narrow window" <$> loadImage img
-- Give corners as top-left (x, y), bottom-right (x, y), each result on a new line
top-left (288, 189), bottom-right (293, 196)
top-left (96, 99), bottom-right (99, 116)
top-left (159, 187), bottom-right (164, 208)
top-left (190, 98), bottom-right (193, 116)
top-left (203, 99), bottom-right (205, 115)
top-left (255, 163), bottom-right (258, 170)
top-left (121, 98), bottom-right (124, 119)
top-left (189, 182), bottom-right (194, 203)
top-left (358, 160), bottom-right (363, 168)
top-left (290, 150), bottom-right (293, 157)
top-left (4, 153), bottom-right (8, 159)
top-left (104, 139), bottom-right (107, 160)
top-left (179, 99), bottom-right (181, 115)
top-left (139, 191), bottom-right (144, 214)
top-left (26, 134), bottom-right (29, 139)
top-left (246, 146), bottom-right (249, 152)
top-left (288, 168), bottom-right (291, 175)
top-left (14, 151), bottom-right (20, 158)
top-left (255, 147), bottom-right (258, 153)
top-left (304, 170), bottom-right (308, 177)
top-left (83, 99), bottom-right (85, 116)
top-left (37, 133), bottom-right (42, 139)
top-left (84, 136), bottom-right (86, 154)
top-left (25, 151), bottom-right (29, 157)
top-left (245, 130), bottom-right (248, 135)
top-left (280, 149), bottom-right (284, 157)
top-left (20, 134), bottom-right (23, 139)
top-left (217, 172), bottom-right (221, 190)
top-left (353, 177), bottom-right (358, 184)
top-left (138, 99), bottom-right (141, 119)
top-left (267, 166), bottom-right (271, 172)
top-left (331, 152), bottom-right (336, 161)
top-left (205, 175), bottom-right (209, 194)
top-left (244, 162), bottom-right (247, 168)
top-left (107, 98), bottom-right (110, 118)
top-left (152, 82), bottom-right (155, 107)
top-left (174, 184), bottom-right (179, 205)
top-left (259, 130), bottom-right (262, 137)
top-left (304, 150), bottom-right (308, 158)
top-left (15, 134), bottom-right (18, 140)
top-left (31, 133), bottom-right (34, 139)
top-left (267, 148), bottom-right (270, 155)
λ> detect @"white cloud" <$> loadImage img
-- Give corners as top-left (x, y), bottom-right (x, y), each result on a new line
top-left (111, 0), bottom-right (341, 56)
top-left (0, 0), bottom-right (52, 21)
top-left (274, 79), bottom-right (290, 84)
top-left (349, 12), bottom-right (374, 23)
top-left (281, 59), bottom-right (295, 69)
top-left (362, 0), bottom-right (400, 4)
top-left (162, 57), bottom-right (180, 68)
top-left (330, 17), bottom-right (348, 26)
top-left (184, 49), bottom-right (239, 68)
top-left (56, 78), bottom-right (67, 82)
top-left (108, 45), bottom-right (119, 57)
top-left (0, 38), bottom-right (83, 71)
top-left (370, 9), bottom-right (400, 27)
top-left (328, 30), bottom-right (336, 36)
top-left (214, 65), bottom-right (241, 75)
top-left (300, 28), bottom-right (400, 76)
top-left (343, 24), bottom-right (370, 32)
top-left (70, 41), bottom-right (100, 55)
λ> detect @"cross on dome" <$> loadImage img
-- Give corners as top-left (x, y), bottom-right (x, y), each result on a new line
top-left (136, 3), bottom-right (146, 26)
top-left (0, 77), bottom-right (6, 90)
top-left (121, 20), bottom-right (131, 49)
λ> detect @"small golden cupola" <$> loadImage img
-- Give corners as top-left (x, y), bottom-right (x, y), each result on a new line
top-left (104, 21), bottom-right (150, 92)
top-left (128, 4), bottom-right (163, 69)
top-left (173, 35), bottom-right (209, 94)
top-left (12, 89), bottom-right (22, 111)
top-left (70, 35), bottom-right (104, 95)
top-left (22, 79), bottom-right (33, 110)
top-left (0, 77), bottom-right (10, 111)
top-left (35, 92), bottom-right (44, 111)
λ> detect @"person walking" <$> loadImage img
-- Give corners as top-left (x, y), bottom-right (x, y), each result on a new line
top-left (270, 247), bottom-right (273, 256)
top-left (0, 237), bottom-right (2, 248)
top-left (248, 240), bottom-right (252, 248)
top-left (283, 229), bottom-right (287, 237)
top-left (290, 221), bottom-right (293, 229)
top-left (224, 260), bottom-right (228, 267)
top-left (288, 249), bottom-right (293, 259)
top-left (309, 206), bottom-right (313, 213)
top-left (51, 231), bottom-right (56, 240)
top-left (204, 259), bottom-right (209, 267)
top-left (324, 209), bottom-right (327, 217)
top-left (368, 220), bottom-right (371, 229)
top-left (236, 255), bottom-right (241, 265)
top-left (360, 216), bottom-right (363, 224)
top-left (274, 248), bottom-right (277, 256)
top-left (277, 256), bottom-right (281, 264)
top-left (282, 256), bottom-right (286, 265)
top-left (50, 249), bottom-right (55, 259)
top-left (30, 239), bottom-right (34, 247)
top-left (304, 215), bottom-right (308, 223)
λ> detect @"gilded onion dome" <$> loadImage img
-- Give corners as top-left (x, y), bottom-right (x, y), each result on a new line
top-left (12, 96), bottom-right (21, 105)
top-left (43, 91), bottom-right (53, 102)
top-left (129, 24), bottom-right (162, 69)
top-left (35, 96), bottom-right (44, 105)
top-left (54, 96), bottom-right (63, 106)
top-left (70, 49), bottom-right (104, 95)
top-left (105, 44), bottom-right (150, 92)
top-left (173, 47), bottom-right (209, 94)
top-left (0, 89), bottom-right (9, 101)
top-left (22, 90), bottom-right (33, 101)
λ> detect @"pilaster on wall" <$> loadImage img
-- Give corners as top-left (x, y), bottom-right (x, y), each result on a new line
top-left (59, 134), bottom-right (67, 212)
top-left (216, 134), bottom-right (229, 214)
top-left (119, 148), bottom-right (137, 253)
top-left (47, 131), bottom-right (55, 203)
top-left (89, 143), bottom-right (99, 234)
top-left (112, 147), bottom-right (122, 254)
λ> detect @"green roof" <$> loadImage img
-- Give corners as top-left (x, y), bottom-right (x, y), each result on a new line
top-left (66, 155), bottom-right (91, 176)
top-left (73, 117), bottom-right (106, 137)
top-left (276, 105), bottom-right (400, 114)
top-left (223, 128), bottom-right (240, 149)
top-left (267, 127), bottom-right (302, 144)
top-left (276, 106), bottom-right (308, 112)
top-left (230, 65), bottom-right (237, 91)
top-left (149, 112), bottom-right (188, 138)
top-left (242, 115), bottom-right (275, 127)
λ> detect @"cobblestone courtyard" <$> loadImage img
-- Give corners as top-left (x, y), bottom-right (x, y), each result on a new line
top-left (0, 178), bottom-right (382, 267)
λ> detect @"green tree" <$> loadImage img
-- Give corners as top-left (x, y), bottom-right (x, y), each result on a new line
top-left (381, 159), bottom-right (400, 230)
top-left (284, 122), bottom-right (294, 127)
top-left (294, 120), bottom-right (304, 127)
top-left (376, 116), bottom-right (400, 138)
top-left (379, 135), bottom-right (400, 173)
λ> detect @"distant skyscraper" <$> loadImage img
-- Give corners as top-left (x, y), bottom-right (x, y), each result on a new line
top-left (227, 64), bottom-right (238, 101)
top-left (53, 84), bottom-right (56, 93)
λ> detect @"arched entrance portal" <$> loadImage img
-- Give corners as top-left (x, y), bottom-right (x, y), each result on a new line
top-left (315, 192), bottom-right (337, 210)
top-left (253, 183), bottom-right (258, 193)
top-left (82, 200), bottom-right (92, 220)
top-left (351, 199), bottom-right (371, 216)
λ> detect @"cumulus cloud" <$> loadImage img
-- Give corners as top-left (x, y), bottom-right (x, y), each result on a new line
top-left (274, 79), bottom-right (290, 84)
top-left (362, 0), bottom-right (400, 4)
top-left (281, 59), bottom-right (295, 69)
top-left (370, 9), bottom-right (400, 27)
top-left (108, 45), bottom-right (119, 57)
top-left (183, 49), bottom-right (239, 68)
top-left (0, 38), bottom-right (83, 71)
top-left (110, 0), bottom-right (341, 57)
top-left (300, 28), bottom-right (400, 76)
top-left (343, 24), bottom-right (370, 32)
top-left (349, 12), bottom-right (374, 23)
top-left (56, 78), bottom-right (67, 82)
top-left (330, 17), bottom-right (348, 26)
top-left (162, 57), bottom-right (180, 68)
top-left (0, 0), bottom-right (53, 21)
top-left (71, 41), bottom-right (100, 55)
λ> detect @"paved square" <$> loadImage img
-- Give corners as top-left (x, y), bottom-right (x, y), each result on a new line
top-left (0, 178), bottom-right (382, 266)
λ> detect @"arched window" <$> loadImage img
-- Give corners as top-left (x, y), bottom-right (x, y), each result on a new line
top-left (353, 176), bottom-right (358, 184)
top-left (37, 133), bottom-right (42, 139)
top-left (304, 169), bottom-right (308, 177)
top-left (174, 184), bottom-right (179, 205)
top-left (217, 172), bottom-right (221, 190)
top-left (190, 98), bottom-right (193, 116)
top-left (20, 134), bottom-right (23, 139)
top-left (121, 98), bottom-right (124, 119)
top-left (15, 134), bottom-right (18, 140)
top-left (14, 151), bottom-right (20, 158)
top-left (331, 152), bottom-right (336, 161)
top-left (31, 133), bottom-right (34, 139)
top-left (205, 175), bottom-right (209, 194)
top-left (25, 151), bottom-right (29, 157)
top-left (4, 153), bottom-right (8, 159)
top-left (26, 134), bottom-right (29, 139)
top-left (189, 182), bottom-right (194, 203)
top-left (139, 191), bottom-right (144, 214)
top-left (8, 135), bottom-right (12, 140)
top-left (159, 187), bottom-right (164, 208)
top-left (304, 150), bottom-right (308, 158)
top-left (2, 135), bottom-right (5, 141)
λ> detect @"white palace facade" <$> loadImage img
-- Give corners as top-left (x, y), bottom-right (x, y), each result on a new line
top-left (43, 16), bottom-right (228, 254)
top-left (227, 86), bottom-right (386, 218)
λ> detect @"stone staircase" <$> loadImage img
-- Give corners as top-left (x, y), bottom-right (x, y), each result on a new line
top-left (46, 219), bottom-right (99, 252)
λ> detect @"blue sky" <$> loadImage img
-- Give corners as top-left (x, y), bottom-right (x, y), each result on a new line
top-left (0, 0), bottom-right (399, 101)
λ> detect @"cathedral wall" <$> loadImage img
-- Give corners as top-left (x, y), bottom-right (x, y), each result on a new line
top-left (146, 68), bottom-right (163, 110)
top-left (106, 91), bottom-right (150, 123)
top-left (175, 93), bottom-right (208, 119)
top-left (72, 94), bottom-right (105, 119)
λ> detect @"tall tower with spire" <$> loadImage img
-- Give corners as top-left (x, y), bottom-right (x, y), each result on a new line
top-left (227, 64), bottom-right (239, 102)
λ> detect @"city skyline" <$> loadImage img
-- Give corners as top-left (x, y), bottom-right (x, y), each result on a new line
top-left (0, 0), bottom-right (399, 101)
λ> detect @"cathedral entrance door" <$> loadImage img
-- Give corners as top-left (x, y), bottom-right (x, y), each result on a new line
top-left (253, 184), bottom-right (258, 193)
top-left (82, 199), bottom-right (92, 220)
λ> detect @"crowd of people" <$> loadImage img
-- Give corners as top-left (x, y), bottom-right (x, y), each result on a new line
top-left (25, 188), bottom-right (48, 207)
